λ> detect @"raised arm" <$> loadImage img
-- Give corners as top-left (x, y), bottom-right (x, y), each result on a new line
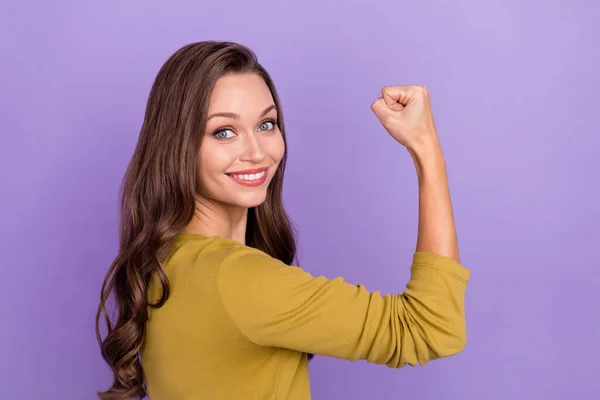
top-left (218, 86), bottom-right (469, 367)
top-left (371, 85), bottom-right (459, 262)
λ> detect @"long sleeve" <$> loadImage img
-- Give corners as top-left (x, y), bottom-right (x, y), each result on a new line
top-left (218, 247), bottom-right (470, 368)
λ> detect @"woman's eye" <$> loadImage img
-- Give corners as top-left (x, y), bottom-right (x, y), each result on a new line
top-left (259, 121), bottom-right (275, 131)
top-left (213, 129), bottom-right (235, 139)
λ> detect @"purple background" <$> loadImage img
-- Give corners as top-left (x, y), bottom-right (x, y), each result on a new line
top-left (1, 0), bottom-right (599, 399)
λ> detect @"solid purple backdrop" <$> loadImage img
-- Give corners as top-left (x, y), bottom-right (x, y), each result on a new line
top-left (1, 0), bottom-right (598, 399)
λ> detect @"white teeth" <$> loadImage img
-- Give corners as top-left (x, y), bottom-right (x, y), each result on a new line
top-left (232, 171), bottom-right (265, 181)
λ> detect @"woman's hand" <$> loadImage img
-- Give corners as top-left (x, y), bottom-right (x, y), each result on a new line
top-left (371, 85), bottom-right (440, 152)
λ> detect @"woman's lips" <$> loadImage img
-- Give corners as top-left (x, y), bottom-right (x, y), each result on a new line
top-left (226, 168), bottom-right (268, 187)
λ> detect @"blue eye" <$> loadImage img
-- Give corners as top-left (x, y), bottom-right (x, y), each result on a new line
top-left (259, 120), bottom-right (276, 131)
top-left (212, 129), bottom-right (235, 139)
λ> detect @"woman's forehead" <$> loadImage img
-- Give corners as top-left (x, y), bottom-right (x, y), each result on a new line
top-left (208, 73), bottom-right (274, 114)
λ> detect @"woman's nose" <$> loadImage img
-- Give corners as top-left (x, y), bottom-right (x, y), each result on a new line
top-left (239, 133), bottom-right (266, 163)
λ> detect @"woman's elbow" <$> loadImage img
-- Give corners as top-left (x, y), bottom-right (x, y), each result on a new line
top-left (436, 324), bottom-right (467, 358)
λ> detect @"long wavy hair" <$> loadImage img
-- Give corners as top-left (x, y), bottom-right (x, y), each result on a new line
top-left (95, 41), bottom-right (311, 400)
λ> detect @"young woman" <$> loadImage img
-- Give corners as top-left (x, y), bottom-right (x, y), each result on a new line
top-left (96, 41), bottom-right (470, 400)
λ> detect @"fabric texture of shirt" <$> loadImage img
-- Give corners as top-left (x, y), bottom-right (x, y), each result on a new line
top-left (141, 233), bottom-right (470, 399)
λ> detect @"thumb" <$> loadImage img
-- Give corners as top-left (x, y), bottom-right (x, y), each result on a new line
top-left (370, 97), bottom-right (396, 121)
top-left (383, 91), bottom-right (406, 111)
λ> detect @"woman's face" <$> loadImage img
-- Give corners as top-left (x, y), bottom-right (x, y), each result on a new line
top-left (197, 73), bottom-right (285, 209)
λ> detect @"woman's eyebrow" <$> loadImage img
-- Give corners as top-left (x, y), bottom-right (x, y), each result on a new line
top-left (207, 105), bottom-right (276, 121)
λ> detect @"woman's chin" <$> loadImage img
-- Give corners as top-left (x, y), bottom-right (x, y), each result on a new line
top-left (227, 192), bottom-right (268, 209)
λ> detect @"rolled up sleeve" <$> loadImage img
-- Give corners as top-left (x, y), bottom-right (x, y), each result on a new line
top-left (218, 248), bottom-right (469, 367)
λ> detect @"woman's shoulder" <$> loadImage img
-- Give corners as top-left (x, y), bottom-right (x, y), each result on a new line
top-left (168, 233), bottom-right (279, 270)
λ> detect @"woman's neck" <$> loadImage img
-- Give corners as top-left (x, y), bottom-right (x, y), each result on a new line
top-left (181, 197), bottom-right (248, 245)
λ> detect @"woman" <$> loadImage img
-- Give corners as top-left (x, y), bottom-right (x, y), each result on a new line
top-left (96, 41), bottom-right (470, 400)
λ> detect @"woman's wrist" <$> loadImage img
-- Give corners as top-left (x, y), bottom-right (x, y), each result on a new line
top-left (407, 135), bottom-right (446, 180)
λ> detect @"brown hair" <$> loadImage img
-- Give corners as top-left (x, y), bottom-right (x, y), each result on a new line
top-left (95, 41), bottom-right (311, 400)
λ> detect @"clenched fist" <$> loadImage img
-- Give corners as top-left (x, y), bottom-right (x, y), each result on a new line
top-left (371, 85), bottom-right (439, 151)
